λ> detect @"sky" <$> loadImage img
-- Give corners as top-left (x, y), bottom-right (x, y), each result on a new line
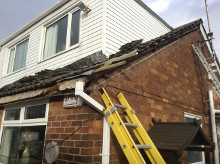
top-left (145, 0), bottom-right (220, 57)
top-left (0, 0), bottom-right (219, 56)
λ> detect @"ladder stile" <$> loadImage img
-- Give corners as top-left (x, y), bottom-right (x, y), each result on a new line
top-left (99, 88), bottom-right (166, 164)
top-left (99, 88), bottom-right (146, 164)
top-left (117, 92), bottom-right (166, 164)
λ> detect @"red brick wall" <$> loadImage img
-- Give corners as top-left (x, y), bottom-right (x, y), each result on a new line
top-left (43, 30), bottom-right (219, 163)
top-left (88, 30), bottom-right (217, 163)
top-left (44, 96), bottom-right (103, 164)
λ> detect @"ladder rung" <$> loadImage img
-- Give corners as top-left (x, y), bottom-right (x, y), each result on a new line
top-left (124, 123), bottom-right (139, 127)
top-left (114, 104), bottom-right (128, 109)
top-left (105, 107), bottom-right (117, 117)
top-left (136, 144), bottom-right (152, 149)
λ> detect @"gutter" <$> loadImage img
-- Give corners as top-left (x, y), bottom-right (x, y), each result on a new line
top-left (75, 81), bottom-right (110, 164)
top-left (208, 90), bottom-right (220, 164)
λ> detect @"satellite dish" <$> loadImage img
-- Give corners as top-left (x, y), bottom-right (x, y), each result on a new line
top-left (45, 141), bottom-right (59, 164)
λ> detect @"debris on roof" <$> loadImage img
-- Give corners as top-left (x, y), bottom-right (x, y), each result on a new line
top-left (0, 51), bottom-right (106, 97)
top-left (0, 19), bottom-right (203, 98)
top-left (110, 19), bottom-right (202, 59)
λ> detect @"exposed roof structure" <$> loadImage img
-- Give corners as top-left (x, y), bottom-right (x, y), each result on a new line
top-left (0, 51), bottom-right (106, 98)
top-left (0, 19), bottom-right (203, 100)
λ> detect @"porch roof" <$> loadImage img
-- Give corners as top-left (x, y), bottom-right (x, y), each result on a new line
top-left (148, 119), bottom-right (215, 155)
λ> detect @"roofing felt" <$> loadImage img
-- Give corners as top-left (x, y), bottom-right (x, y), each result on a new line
top-left (0, 19), bottom-right (202, 98)
top-left (148, 120), bottom-right (214, 155)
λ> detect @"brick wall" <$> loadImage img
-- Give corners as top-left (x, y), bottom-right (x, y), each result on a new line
top-left (0, 107), bottom-right (4, 129)
top-left (43, 29), bottom-right (219, 163)
top-left (44, 96), bottom-right (103, 164)
top-left (88, 30), bottom-right (217, 163)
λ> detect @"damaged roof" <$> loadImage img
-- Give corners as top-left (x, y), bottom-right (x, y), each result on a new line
top-left (0, 52), bottom-right (106, 98)
top-left (0, 19), bottom-right (203, 99)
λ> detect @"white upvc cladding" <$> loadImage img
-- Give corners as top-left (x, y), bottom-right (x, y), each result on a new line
top-left (104, 0), bottom-right (171, 56)
top-left (0, 0), bottom-right (104, 88)
top-left (0, 0), bottom-right (171, 88)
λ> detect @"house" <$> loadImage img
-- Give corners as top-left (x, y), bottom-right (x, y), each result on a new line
top-left (0, 0), bottom-right (220, 164)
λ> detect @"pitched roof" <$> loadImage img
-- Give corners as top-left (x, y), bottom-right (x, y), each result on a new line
top-left (148, 120), bottom-right (214, 155)
top-left (0, 51), bottom-right (106, 98)
top-left (0, 19), bottom-right (202, 99)
top-left (110, 19), bottom-right (202, 59)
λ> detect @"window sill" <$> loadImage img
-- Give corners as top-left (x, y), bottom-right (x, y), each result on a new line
top-left (3, 67), bottom-right (26, 78)
top-left (38, 43), bottom-right (80, 64)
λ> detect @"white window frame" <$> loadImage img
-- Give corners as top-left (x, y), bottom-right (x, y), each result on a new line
top-left (5, 38), bottom-right (29, 76)
top-left (39, 8), bottom-right (82, 62)
top-left (0, 99), bottom-right (49, 146)
top-left (217, 126), bottom-right (220, 153)
top-left (184, 112), bottom-right (205, 164)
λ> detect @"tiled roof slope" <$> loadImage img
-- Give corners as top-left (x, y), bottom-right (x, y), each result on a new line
top-left (0, 19), bottom-right (202, 98)
top-left (0, 51), bottom-right (106, 97)
top-left (148, 120), bottom-right (214, 154)
top-left (110, 19), bottom-right (202, 59)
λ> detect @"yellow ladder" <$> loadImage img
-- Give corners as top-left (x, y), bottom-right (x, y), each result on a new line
top-left (99, 88), bottom-right (166, 164)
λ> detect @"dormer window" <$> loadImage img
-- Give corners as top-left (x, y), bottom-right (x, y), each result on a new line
top-left (7, 39), bottom-right (29, 74)
top-left (43, 10), bottom-right (81, 60)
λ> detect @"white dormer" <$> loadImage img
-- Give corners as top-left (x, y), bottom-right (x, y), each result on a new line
top-left (0, 0), bottom-right (171, 88)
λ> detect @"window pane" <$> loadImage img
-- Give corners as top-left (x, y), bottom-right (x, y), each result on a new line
top-left (56, 16), bottom-right (68, 53)
top-left (70, 10), bottom-right (80, 46)
top-left (0, 126), bottom-right (46, 164)
top-left (43, 16), bottom-right (68, 59)
top-left (185, 116), bottom-right (203, 163)
top-left (7, 48), bottom-right (15, 73)
top-left (25, 104), bottom-right (46, 120)
top-left (187, 151), bottom-right (203, 163)
top-left (13, 39), bottom-right (29, 72)
top-left (5, 109), bottom-right (20, 121)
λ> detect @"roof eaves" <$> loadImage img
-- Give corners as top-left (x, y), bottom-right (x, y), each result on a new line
top-left (134, 0), bottom-right (172, 30)
top-left (0, 51), bottom-right (107, 98)
top-left (0, 0), bottom-right (70, 47)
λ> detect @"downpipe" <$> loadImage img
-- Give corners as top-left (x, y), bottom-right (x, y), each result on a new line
top-left (208, 90), bottom-right (220, 164)
top-left (75, 81), bottom-right (110, 164)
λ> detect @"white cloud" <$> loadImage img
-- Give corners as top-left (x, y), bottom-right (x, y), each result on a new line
top-left (144, 0), bottom-right (172, 13)
top-left (143, 0), bottom-right (220, 58)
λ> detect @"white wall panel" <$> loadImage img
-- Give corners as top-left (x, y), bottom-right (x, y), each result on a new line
top-left (105, 0), bottom-right (170, 56)
top-left (0, 0), bottom-right (103, 87)
top-left (0, 0), bottom-right (171, 89)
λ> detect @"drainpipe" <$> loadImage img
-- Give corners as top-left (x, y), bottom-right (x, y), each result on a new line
top-left (75, 81), bottom-right (110, 164)
top-left (208, 90), bottom-right (220, 164)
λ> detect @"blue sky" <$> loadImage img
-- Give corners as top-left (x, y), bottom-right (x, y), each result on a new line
top-left (0, 0), bottom-right (219, 56)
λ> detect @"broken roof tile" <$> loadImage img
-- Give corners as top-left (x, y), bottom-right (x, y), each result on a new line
top-left (0, 19), bottom-right (204, 98)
